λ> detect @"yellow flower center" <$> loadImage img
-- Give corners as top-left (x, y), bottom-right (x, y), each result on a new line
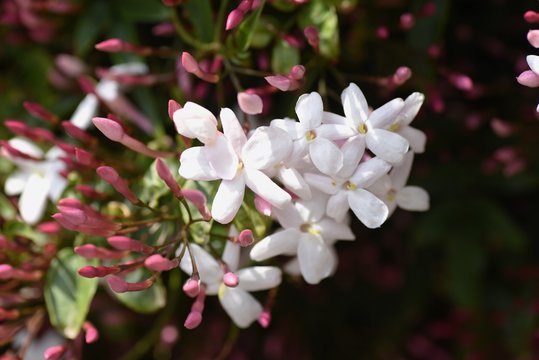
top-left (345, 181), bottom-right (357, 190)
top-left (305, 130), bottom-right (317, 141)
top-left (358, 123), bottom-right (368, 135)
top-left (386, 189), bottom-right (396, 202)
top-left (300, 223), bottom-right (320, 235)
top-left (389, 123), bottom-right (400, 132)
top-left (237, 161), bottom-right (244, 171)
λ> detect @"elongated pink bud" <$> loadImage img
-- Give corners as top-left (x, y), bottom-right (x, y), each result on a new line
top-left (62, 121), bottom-right (95, 143)
top-left (392, 66), bottom-right (412, 85)
top-left (96, 166), bottom-right (119, 183)
top-left (449, 74), bottom-right (473, 91)
top-left (517, 70), bottom-right (539, 87)
top-left (75, 148), bottom-right (96, 166)
top-left (238, 92), bottom-right (263, 115)
top-left (0, 264), bottom-right (13, 279)
top-left (107, 275), bottom-right (155, 293)
top-left (97, 166), bottom-right (140, 204)
top-left (92, 117), bottom-right (125, 142)
top-left (238, 229), bottom-right (254, 247)
top-left (168, 99), bottom-right (182, 120)
top-left (75, 244), bottom-right (125, 260)
top-left (0, 308), bottom-right (20, 321)
top-left (44, 345), bottom-right (66, 360)
top-left (57, 206), bottom-right (87, 225)
top-left (400, 13), bottom-right (415, 29)
top-left (181, 52), bottom-right (200, 73)
top-left (23, 101), bottom-right (57, 123)
top-left (5, 120), bottom-right (29, 136)
top-left (289, 65), bottom-right (305, 80)
top-left (184, 311), bottom-right (202, 329)
top-left (37, 221), bottom-right (61, 234)
top-left (524, 10), bottom-right (539, 23)
top-left (83, 321), bottom-right (99, 344)
top-left (152, 22), bottom-right (176, 36)
top-left (183, 277), bottom-right (201, 298)
top-left (258, 309), bottom-right (271, 328)
top-left (226, 9), bottom-right (245, 30)
top-left (56, 54), bottom-right (86, 78)
top-left (144, 254), bottom-right (179, 272)
top-left (95, 38), bottom-right (125, 52)
top-left (304, 26), bottom-right (319, 49)
top-left (156, 159), bottom-right (182, 198)
top-left (265, 75), bottom-right (291, 91)
top-left (237, 0), bottom-right (253, 12)
top-left (78, 265), bottom-right (119, 278)
top-left (490, 118), bottom-right (513, 138)
top-left (223, 271), bottom-right (239, 287)
top-left (107, 236), bottom-right (154, 254)
top-left (181, 189), bottom-right (211, 220)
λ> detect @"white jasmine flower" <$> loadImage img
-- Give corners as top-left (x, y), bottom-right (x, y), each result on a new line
top-left (386, 92), bottom-right (427, 153)
top-left (179, 242), bottom-right (281, 328)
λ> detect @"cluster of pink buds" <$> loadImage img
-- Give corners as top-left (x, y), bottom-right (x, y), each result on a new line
top-left (265, 64), bottom-right (306, 91)
top-left (53, 198), bottom-right (121, 237)
top-left (225, 0), bottom-right (255, 31)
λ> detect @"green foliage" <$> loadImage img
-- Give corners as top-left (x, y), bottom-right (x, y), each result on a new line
top-left (234, 3), bottom-right (265, 52)
top-left (44, 248), bottom-right (98, 339)
top-left (184, 0), bottom-right (214, 43)
top-left (112, 268), bottom-right (166, 314)
top-left (298, 0), bottom-right (340, 59)
top-left (271, 39), bottom-right (301, 74)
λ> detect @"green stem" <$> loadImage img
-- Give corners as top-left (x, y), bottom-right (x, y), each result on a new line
top-left (171, 8), bottom-right (221, 52)
top-left (214, 0), bottom-right (231, 43)
top-left (215, 324), bottom-right (240, 360)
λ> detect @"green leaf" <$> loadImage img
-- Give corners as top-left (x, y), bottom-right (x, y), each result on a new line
top-left (271, 39), bottom-right (301, 74)
top-left (235, 3), bottom-right (265, 52)
top-left (112, 0), bottom-right (170, 22)
top-left (112, 268), bottom-right (166, 314)
top-left (44, 248), bottom-right (98, 339)
top-left (250, 16), bottom-right (274, 49)
top-left (73, 1), bottom-right (110, 57)
top-left (298, 0), bottom-right (340, 59)
top-left (184, 0), bottom-right (214, 43)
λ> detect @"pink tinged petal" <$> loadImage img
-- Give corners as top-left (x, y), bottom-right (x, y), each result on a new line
top-left (219, 287), bottom-right (263, 328)
top-left (398, 126), bottom-right (426, 153)
top-left (309, 138), bottom-right (343, 176)
top-left (397, 92), bottom-right (425, 126)
top-left (347, 189), bottom-right (388, 228)
top-left (295, 92), bottom-right (323, 131)
top-left (316, 124), bottom-right (356, 140)
top-left (517, 70), bottom-right (539, 87)
top-left (277, 166), bottom-right (311, 200)
top-left (366, 129), bottom-right (409, 164)
top-left (173, 102), bottom-right (218, 143)
top-left (270, 119), bottom-right (303, 140)
top-left (5, 171), bottom-right (28, 195)
top-left (389, 151), bottom-right (414, 189)
top-left (211, 176), bottom-right (245, 224)
top-left (338, 136), bottom-right (366, 179)
top-left (244, 168), bottom-right (291, 208)
top-left (242, 127), bottom-right (292, 169)
top-left (265, 75), bottom-right (291, 91)
top-left (205, 133), bottom-right (239, 180)
top-left (527, 55), bottom-right (539, 74)
top-left (237, 266), bottom-right (282, 291)
top-left (341, 83), bottom-right (369, 127)
top-left (326, 191), bottom-right (349, 223)
top-left (304, 173), bottom-right (340, 195)
top-left (350, 157), bottom-right (391, 188)
top-left (367, 98), bottom-right (405, 129)
top-left (222, 242), bottom-right (241, 272)
top-left (178, 147), bottom-right (219, 181)
top-left (237, 92), bottom-right (263, 114)
top-left (317, 218), bottom-right (355, 242)
top-left (220, 108), bottom-right (247, 154)
top-left (19, 172), bottom-right (51, 225)
top-left (250, 228), bottom-right (301, 261)
top-left (396, 186), bottom-right (430, 211)
top-left (297, 233), bottom-right (333, 284)
top-left (322, 111), bottom-right (348, 125)
top-left (179, 243), bottom-right (222, 285)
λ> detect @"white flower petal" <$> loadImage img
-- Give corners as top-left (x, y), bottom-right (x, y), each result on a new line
top-left (366, 129), bottom-right (409, 164)
top-left (338, 136), bottom-right (365, 178)
top-left (173, 102), bottom-right (217, 143)
top-left (398, 126), bottom-right (426, 153)
top-left (341, 83), bottom-right (369, 127)
top-left (244, 168), bottom-right (290, 208)
top-left (366, 174), bottom-right (392, 199)
top-left (326, 191), bottom-right (349, 223)
top-left (8, 138), bottom-right (43, 159)
top-left (317, 218), bottom-right (355, 242)
top-left (297, 233), bottom-right (333, 284)
top-left (295, 190), bottom-right (328, 223)
top-left (304, 173), bottom-right (340, 195)
top-left (316, 124), bottom-right (356, 140)
top-left (309, 138), bottom-right (343, 176)
top-left (47, 173), bottom-right (68, 201)
top-left (396, 186), bottom-right (430, 211)
top-left (322, 111), bottom-right (348, 125)
top-left (242, 127), bottom-right (292, 170)
top-left (397, 92), bottom-right (425, 126)
top-left (350, 157), bottom-right (391, 188)
top-left (250, 228), bottom-right (301, 261)
top-left (296, 92), bottom-right (323, 131)
top-left (178, 147), bottom-right (218, 181)
top-left (205, 133), bottom-right (238, 180)
top-left (389, 151), bottom-right (413, 189)
top-left (348, 189), bottom-right (388, 228)
top-left (5, 171), bottom-right (28, 196)
top-left (277, 166), bottom-right (311, 200)
top-left (69, 94), bottom-right (99, 129)
top-left (222, 242), bottom-right (241, 272)
top-left (179, 243), bottom-right (222, 286)
top-left (283, 258), bottom-right (301, 276)
top-left (367, 98), bottom-right (404, 129)
top-left (211, 176), bottom-right (245, 224)
top-left (273, 202), bottom-right (304, 230)
top-left (219, 287), bottom-right (262, 328)
top-left (237, 266), bottom-right (282, 291)
top-left (18, 172), bottom-right (51, 225)
top-left (527, 55), bottom-right (539, 75)
top-left (220, 108), bottom-right (246, 155)
top-left (270, 118), bottom-right (302, 140)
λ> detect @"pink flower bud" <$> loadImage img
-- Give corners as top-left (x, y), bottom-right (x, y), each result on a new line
top-left (490, 118), bottom-right (513, 138)
top-left (44, 345), bottom-right (66, 360)
top-left (184, 311), bottom-right (202, 329)
top-left (83, 322), bottom-right (99, 344)
top-left (517, 70), bottom-right (539, 87)
top-left (23, 101), bottom-right (57, 123)
top-left (56, 54), bottom-right (86, 78)
top-left (95, 38), bottom-right (125, 52)
top-left (152, 22), bottom-right (175, 37)
top-left (168, 99), bottom-right (182, 120)
top-left (4, 120), bottom-right (29, 136)
top-left (303, 26), bottom-right (319, 48)
top-left (0, 264), bottom-right (13, 280)
top-left (258, 310), bottom-right (271, 328)
top-left (237, 0), bottom-right (253, 12)
top-left (92, 117), bottom-right (125, 142)
top-left (107, 236), bottom-right (153, 254)
top-left (400, 13), bottom-right (415, 30)
top-left (75, 244), bottom-right (125, 260)
top-left (392, 66), bottom-right (412, 85)
top-left (78, 265), bottom-right (119, 278)
top-left (289, 65), bottom-right (305, 80)
top-left (57, 206), bottom-right (87, 225)
top-left (237, 92), bottom-right (263, 115)
top-left (181, 189), bottom-right (211, 220)
top-left (144, 254), bottom-right (178, 272)
top-left (96, 166), bottom-right (120, 183)
top-left (183, 278), bottom-right (201, 298)
top-left (524, 10), bottom-right (539, 23)
top-left (62, 121), bottom-right (95, 143)
top-left (265, 75), bottom-right (291, 91)
top-left (223, 272), bottom-right (239, 287)
top-left (181, 52), bottom-right (200, 74)
top-left (226, 9), bottom-right (245, 30)
top-left (106, 276), bottom-right (129, 293)
top-left (376, 26), bottom-right (389, 39)
top-left (449, 74), bottom-right (473, 91)
top-left (75, 148), bottom-right (95, 166)
top-left (37, 221), bottom-right (61, 234)
top-left (238, 229), bottom-right (254, 247)
top-left (78, 266), bottom-right (99, 278)
top-left (156, 159), bottom-right (182, 198)
top-left (254, 195), bottom-right (272, 216)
